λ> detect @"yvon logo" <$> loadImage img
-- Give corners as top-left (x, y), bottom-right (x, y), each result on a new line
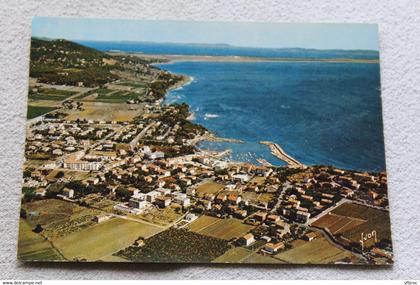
top-left (360, 230), bottom-right (377, 252)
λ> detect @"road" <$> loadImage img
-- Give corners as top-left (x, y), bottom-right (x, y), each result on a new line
top-left (306, 198), bottom-right (349, 225)
top-left (129, 122), bottom-right (156, 150)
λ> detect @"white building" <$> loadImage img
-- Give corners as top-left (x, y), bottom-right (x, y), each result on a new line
top-left (172, 192), bottom-right (190, 207)
top-left (157, 188), bottom-right (172, 196)
top-left (240, 233), bottom-right (255, 247)
top-left (63, 153), bottom-right (101, 171)
top-left (184, 213), bottom-right (198, 222)
top-left (93, 215), bottom-right (111, 223)
top-left (62, 188), bottom-right (74, 198)
top-left (146, 190), bottom-right (161, 203)
top-left (148, 151), bottom-right (165, 160)
top-left (232, 174), bottom-right (251, 183)
top-left (129, 193), bottom-right (147, 208)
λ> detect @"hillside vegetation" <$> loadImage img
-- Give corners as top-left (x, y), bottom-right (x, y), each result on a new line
top-left (30, 38), bottom-right (156, 87)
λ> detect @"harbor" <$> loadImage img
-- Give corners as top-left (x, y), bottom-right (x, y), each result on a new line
top-left (260, 141), bottom-right (306, 168)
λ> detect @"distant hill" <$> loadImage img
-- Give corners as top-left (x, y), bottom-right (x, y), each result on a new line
top-left (31, 38), bottom-right (113, 66)
top-left (30, 38), bottom-right (120, 87)
top-left (29, 38), bottom-right (160, 88)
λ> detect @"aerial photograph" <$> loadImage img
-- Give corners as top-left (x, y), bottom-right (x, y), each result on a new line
top-left (18, 17), bottom-right (392, 265)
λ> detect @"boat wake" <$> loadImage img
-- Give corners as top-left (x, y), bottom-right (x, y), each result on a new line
top-left (204, 113), bottom-right (220, 120)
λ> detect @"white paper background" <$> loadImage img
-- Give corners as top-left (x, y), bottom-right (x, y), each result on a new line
top-left (0, 0), bottom-right (419, 280)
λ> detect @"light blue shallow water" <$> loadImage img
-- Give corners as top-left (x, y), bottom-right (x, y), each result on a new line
top-left (156, 61), bottom-right (386, 172)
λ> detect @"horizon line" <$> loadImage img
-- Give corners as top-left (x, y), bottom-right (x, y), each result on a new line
top-left (32, 36), bottom-right (380, 53)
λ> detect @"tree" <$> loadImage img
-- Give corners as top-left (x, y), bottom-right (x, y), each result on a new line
top-left (115, 186), bottom-right (131, 201)
top-left (55, 171), bottom-right (65, 179)
top-left (20, 208), bottom-right (27, 219)
top-left (22, 187), bottom-right (36, 203)
top-left (33, 224), bottom-right (43, 233)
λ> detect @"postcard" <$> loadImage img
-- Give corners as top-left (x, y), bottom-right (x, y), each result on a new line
top-left (18, 17), bottom-right (392, 264)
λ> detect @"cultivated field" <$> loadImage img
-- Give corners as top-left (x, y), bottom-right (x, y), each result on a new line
top-left (27, 105), bottom-right (56, 119)
top-left (195, 181), bottom-right (224, 197)
top-left (22, 199), bottom-right (102, 239)
top-left (45, 169), bottom-right (91, 181)
top-left (213, 240), bottom-right (282, 264)
top-left (212, 247), bottom-right (252, 263)
top-left (17, 219), bottom-right (64, 261)
top-left (274, 237), bottom-right (361, 264)
top-left (242, 192), bottom-right (275, 204)
top-left (137, 206), bottom-right (183, 226)
top-left (53, 218), bottom-right (162, 261)
top-left (312, 202), bottom-right (392, 246)
top-left (242, 252), bottom-right (284, 264)
top-left (64, 101), bottom-right (144, 122)
top-left (81, 89), bottom-right (145, 103)
top-left (189, 215), bottom-right (253, 240)
top-left (248, 176), bottom-right (266, 186)
top-left (29, 88), bottom-right (78, 101)
top-left (311, 213), bottom-right (366, 235)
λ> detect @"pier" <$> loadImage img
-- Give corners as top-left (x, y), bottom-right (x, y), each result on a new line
top-left (256, 158), bottom-right (273, 167)
top-left (260, 141), bottom-right (306, 168)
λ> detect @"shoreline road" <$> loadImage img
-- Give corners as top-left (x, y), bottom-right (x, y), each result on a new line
top-left (260, 141), bottom-right (306, 168)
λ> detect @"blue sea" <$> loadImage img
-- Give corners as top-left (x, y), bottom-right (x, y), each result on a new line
top-left (157, 61), bottom-right (385, 172)
top-left (79, 41), bottom-right (385, 172)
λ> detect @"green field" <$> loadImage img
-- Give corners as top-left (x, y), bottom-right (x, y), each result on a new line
top-left (29, 88), bottom-right (78, 101)
top-left (27, 105), bottom-right (56, 119)
top-left (22, 199), bottom-right (101, 239)
top-left (78, 88), bottom-right (144, 103)
top-left (95, 91), bottom-right (142, 103)
top-left (17, 219), bottom-right (64, 261)
top-left (115, 82), bottom-right (146, 88)
top-left (189, 216), bottom-right (253, 240)
top-left (212, 247), bottom-right (252, 263)
top-left (274, 237), bottom-right (361, 264)
top-left (212, 243), bottom-right (282, 264)
top-left (242, 252), bottom-right (283, 264)
top-left (96, 88), bottom-right (113, 95)
top-left (53, 218), bottom-right (161, 261)
top-left (195, 181), bottom-right (225, 197)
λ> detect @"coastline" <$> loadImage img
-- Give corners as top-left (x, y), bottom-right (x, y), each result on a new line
top-left (155, 53), bottom-right (384, 171)
top-left (158, 60), bottom-right (306, 167)
top-left (158, 63), bottom-right (247, 159)
top-left (113, 52), bottom-right (379, 64)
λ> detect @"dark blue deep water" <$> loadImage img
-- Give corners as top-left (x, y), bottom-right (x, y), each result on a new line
top-left (78, 41), bottom-right (385, 171)
top-left (156, 61), bottom-right (385, 172)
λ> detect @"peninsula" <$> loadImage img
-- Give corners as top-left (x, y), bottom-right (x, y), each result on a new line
top-left (108, 52), bottom-right (380, 64)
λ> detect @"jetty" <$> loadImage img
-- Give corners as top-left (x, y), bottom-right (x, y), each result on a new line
top-left (256, 158), bottom-right (273, 167)
top-left (260, 141), bottom-right (306, 168)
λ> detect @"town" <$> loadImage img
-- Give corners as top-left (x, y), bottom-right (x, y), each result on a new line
top-left (18, 38), bottom-right (393, 265)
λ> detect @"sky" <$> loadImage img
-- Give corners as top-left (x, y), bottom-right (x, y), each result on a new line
top-left (32, 17), bottom-right (379, 50)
